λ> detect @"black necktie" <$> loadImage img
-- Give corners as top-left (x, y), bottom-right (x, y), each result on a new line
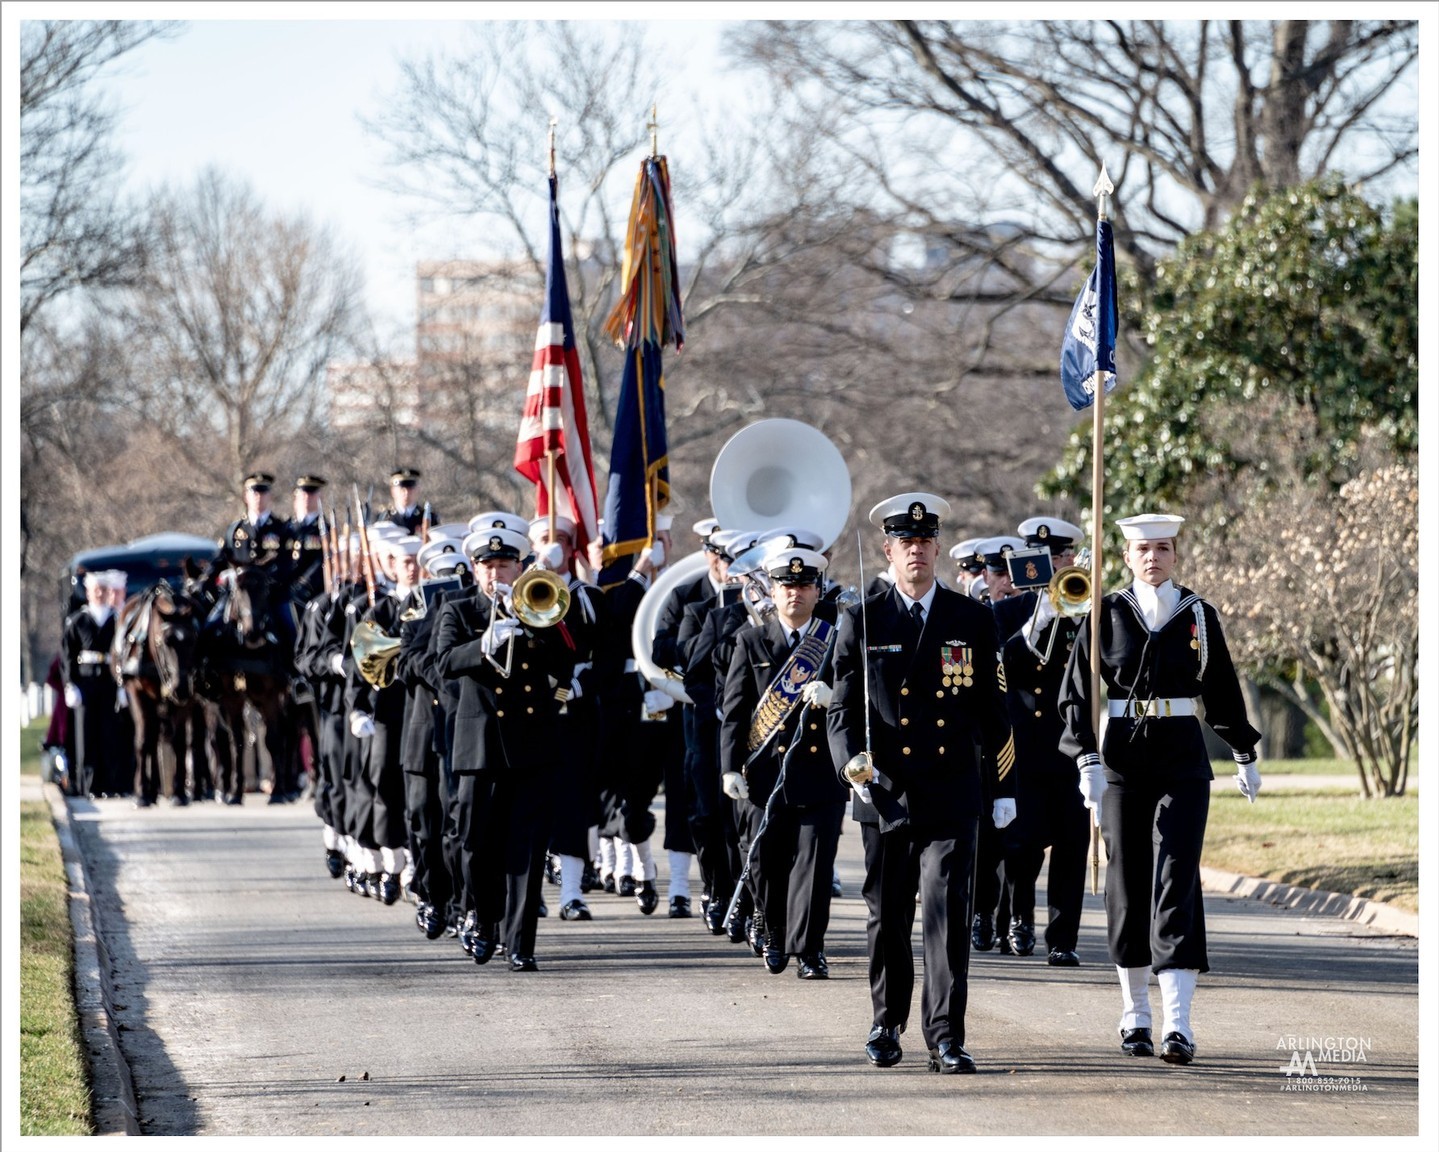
top-left (789, 629), bottom-right (801, 649)
top-left (909, 601), bottom-right (925, 638)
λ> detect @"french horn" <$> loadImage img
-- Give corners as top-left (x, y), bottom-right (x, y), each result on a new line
top-left (351, 619), bottom-right (402, 688)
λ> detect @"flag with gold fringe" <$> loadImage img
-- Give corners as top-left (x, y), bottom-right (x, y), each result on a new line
top-left (598, 155), bottom-right (684, 586)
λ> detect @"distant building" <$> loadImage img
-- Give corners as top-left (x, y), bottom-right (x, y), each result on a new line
top-left (326, 359), bottom-right (420, 431)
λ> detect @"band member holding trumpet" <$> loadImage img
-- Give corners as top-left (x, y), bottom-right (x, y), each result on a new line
top-left (997, 516), bottom-right (1091, 966)
top-left (721, 548), bottom-right (847, 978)
top-left (436, 525), bottom-right (578, 971)
top-left (829, 493), bottom-right (1016, 1075)
top-left (1059, 513), bottom-right (1261, 1066)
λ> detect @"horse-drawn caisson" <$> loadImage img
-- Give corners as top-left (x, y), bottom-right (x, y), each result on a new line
top-left (57, 532), bottom-right (307, 805)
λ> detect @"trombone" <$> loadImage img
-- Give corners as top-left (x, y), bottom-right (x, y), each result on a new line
top-left (482, 567), bottom-right (571, 677)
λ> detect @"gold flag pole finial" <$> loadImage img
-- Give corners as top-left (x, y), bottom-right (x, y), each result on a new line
top-left (1093, 162), bottom-right (1114, 222)
top-left (648, 103), bottom-right (658, 158)
top-left (548, 116), bottom-right (557, 179)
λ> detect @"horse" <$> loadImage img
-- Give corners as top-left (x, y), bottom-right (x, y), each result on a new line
top-left (111, 582), bottom-right (206, 806)
top-left (196, 564), bottom-right (297, 805)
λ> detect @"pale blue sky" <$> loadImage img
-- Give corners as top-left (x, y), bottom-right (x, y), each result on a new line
top-left (99, 13), bottom-right (736, 346)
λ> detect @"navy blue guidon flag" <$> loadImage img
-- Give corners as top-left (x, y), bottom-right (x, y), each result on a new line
top-left (1060, 217), bottom-right (1119, 411)
top-left (598, 156), bottom-right (684, 587)
top-left (514, 174), bottom-right (600, 557)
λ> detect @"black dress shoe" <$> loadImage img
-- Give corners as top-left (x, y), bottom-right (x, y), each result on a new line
top-left (927, 1039), bottom-right (977, 1074)
top-left (796, 953), bottom-right (829, 980)
top-left (343, 864), bottom-right (358, 893)
top-left (602, 874), bottom-right (617, 894)
top-left (618, 874), bottom-right (636, 898)
top-left (544, 854), bottom-right (561, 886)
top-left (636, 879), bottom-right (659, 915)
top-left (581, 863), bottom-right (600, 893)
top-left (134, 796), bottom-right (154, 809)
top-left (725, 910), bottom-right (748, 944)
top-left (560, 898), bottom-right (593, 921)
top-left (763, 944), bottom-right (788, 974)
top-left (1007, 919), bottom-right (1036, 956)
top-left (325, 849), bottom-right (345, 879)
top-left (1120, 1027), bottom-right (1154, 1057)
top-left (831, 873), bottom-right (843, 898)
top-left (865, 1026), bottom-right (903, 1068)
top-left (705, 901), bottom-right (728, 936)
top-left (997, 932), bottom-right (1014, 955)
top-left (471, 936), bottom-right (497, 966)
top-left (169, 794), bottom-right (189, 807)
top-left (669, 895), bottom-right (692, 919)
top-left (1160, 1031), bottom-right (1195, 1064)
top-left (459, 912), bottom-right (479, 956)
top-left (1047, 948), bottom-right (1080, 967)
top-left (971, 914), bottom-right (996, 952)
top-left (508, 954), bottom-right (539, 972)
top-left (377, 873), bottom-right (400, 906)
top-left (421, 905), bottom-right (445, 940)
top-left (536, 899), bottom-right (547, 918)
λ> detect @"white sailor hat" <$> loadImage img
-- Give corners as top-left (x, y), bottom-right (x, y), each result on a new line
top-left (417, 539), bottom-right (459, 572)
top-left (425, 522), bottom-right (471, 544)
top-left (462, 527), bottom-right (530, 562)
top-left (868, 492), bottom-right (950, 538)
top-left (755, 525), bottom-right (825, 552)
top-left (949, 538), bottom-right (986, 571)
top-left (83, 571), bottom-right (107, 591)
top-left (1018, 516), bottom-right (1085, 553)
top-left (692, 516), bottom-right (721, 539)
top-left (102, 569), bottom-right (129, 589)
top-left (976, 535), bottom-right (1027, 569)
top-left (709, 528), bottom-right (762, 562)
top-left (427, 552), bottom-right (469, 578)
top-left (387, 534), bottom-right (424, 558)
top-left (467, 510), bottom-right (530, 536)
top-left (766, 548), bottom-right (828, 584)
top-left (369, 522), bottom-right (405, 545)
top-left (528, 515), bottom-right (577, 543)
top-left (1116, 513), bottom-right (1185, 541)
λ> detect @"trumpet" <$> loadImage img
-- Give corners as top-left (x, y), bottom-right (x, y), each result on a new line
top-left (1047, 554), bottom-right (1092, 618)
top-left (482, 567), bottom-right (571, 677)
top-left (351, 618), bottom-right (402, 688)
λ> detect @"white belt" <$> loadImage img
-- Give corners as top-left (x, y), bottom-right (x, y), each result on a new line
top-left (77, 651), bottom-right (107, 665)
top-left (1109, 697), bottom-right (1198, 719)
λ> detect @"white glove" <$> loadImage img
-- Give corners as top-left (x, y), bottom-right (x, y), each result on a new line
top-left (349, 712), bottom-right (376, 738)
top-left (1235, 761), bottom-right (1262, 803)
top-left (64, 683), bottom-right (81, 709)
top-left (721, 771), bottom-right (750, 801)
top-left (642, 689), bottom-right (674, 714)
top-left (636, 540), bottom-right (665, 570)
top-left (1078, 755), bottom-right (1107, 825)
top-left (116, 686), bottom-right (129, 708)
top-left (992, 797), bottom-right (1017, 829)
top-left (536, 542), bottom-right (566, 572)
top-left (482, 617), bottom-right (523, 655)
top-left (330, 653), bottom-right (345, 675)
top-left (800, 681), bottom-right (833, 710)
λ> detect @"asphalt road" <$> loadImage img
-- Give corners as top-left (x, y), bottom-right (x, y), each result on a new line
top-left (59, 790), bottom-right (1419, 1138)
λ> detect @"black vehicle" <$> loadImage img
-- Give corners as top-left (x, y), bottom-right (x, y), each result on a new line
top-left (61, 532), bottom-right (220, 620)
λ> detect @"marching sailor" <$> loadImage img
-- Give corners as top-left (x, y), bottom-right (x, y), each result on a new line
top-left (1058, 513), bottom-right (1261, 1065)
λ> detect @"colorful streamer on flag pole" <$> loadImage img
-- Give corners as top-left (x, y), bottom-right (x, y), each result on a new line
top-left (597, 118), bottom-right (684, 586)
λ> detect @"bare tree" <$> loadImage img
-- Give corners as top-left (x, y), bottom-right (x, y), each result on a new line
top-left (19, 19), bottom-right (177, 332)
top-left (118, 168), bottom-right (362, 497)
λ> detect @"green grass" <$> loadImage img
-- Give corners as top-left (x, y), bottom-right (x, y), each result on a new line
top-left (18, 720), bottom-right (94, 1136)
top-left (1205, 788), bottom-right (1419, 914)
top-left (1256, 756), bottom-right (1356, 777)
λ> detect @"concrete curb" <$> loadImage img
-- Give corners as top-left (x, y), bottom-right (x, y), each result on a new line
top-left (1201, 864), bottom-right (1419, 938)
top-left (42, 780), bottom-right (141, 1136)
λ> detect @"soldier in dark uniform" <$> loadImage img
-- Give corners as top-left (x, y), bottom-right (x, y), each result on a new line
top-left (998, 516), bottom-right (1090, 966)
top-left (828, 493), bottom-right (1016, 1075)
top-left (288, 475), bottom-right (329, 608)
top-left (721, 548), bottom-right (847, 978)
top-left (1059, 513), bottom-right (1261, 1066)
top-left (218, 471), bottom-right (296, 654)
top-left (378, 467), bottom-right (436, 536)
top-left (652, 519), bottom-right (734, 930)
top-left (948, 539), bottom-right (986, 599)
top-left (435, 526), bottom-right (578, 971)
top-left (293, 552), bottom-right (351, 878)
top-left (61, 572), bottom-right (123, 797)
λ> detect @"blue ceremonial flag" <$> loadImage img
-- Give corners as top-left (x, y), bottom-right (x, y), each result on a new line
top-left (1060, 218), bottom-right (1118, 411)
top-left (598, 156), bottom-right (682, 586)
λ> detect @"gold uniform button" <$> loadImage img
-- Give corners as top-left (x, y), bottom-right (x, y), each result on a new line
top-left (809, 723), bottom-right (818, 731)
top-left (900, 717), bottom-right (909, 727)
top-left (526, 706), bottom-right (535, 714)
top-left (809, 745), bottom-right (818, 753)
top-left (936, 719), bottom-right (945, 728)
top-left (496, 710), bottom-right (505, 717)
top-left (938, 746), bottom-right (945, 755)
top-left (777, 744), bottom-right (786, 754)
top-left (522, 663), bottom-right (530, 670)
top-left (1034, 686), bottom-right (1042, 695)
top-left (902, 747), bottom-right (911, 756)
top-left (936, 691), bottom-right (945, 699)
top-left (1034, 709), bottom-right (1043, 718)
top-left (495, 686), bottom-right (504, 695)
top-left (524, 685), bottom-right (532, 693)
top-left (900, 687), bottom-right (909, 697)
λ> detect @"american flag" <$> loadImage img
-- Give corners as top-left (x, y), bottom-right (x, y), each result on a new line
top-left (514, 174), bottom-right (599, 554)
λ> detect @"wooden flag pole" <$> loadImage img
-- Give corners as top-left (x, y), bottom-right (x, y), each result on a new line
top-left (1088, 162), bottom-right (1114, 895)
